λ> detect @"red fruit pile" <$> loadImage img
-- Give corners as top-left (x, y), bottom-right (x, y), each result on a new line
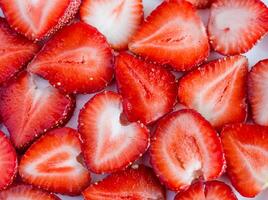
top-left (0, 0), bottom-right (267, 199)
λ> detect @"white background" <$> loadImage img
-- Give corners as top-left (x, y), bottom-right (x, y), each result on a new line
top-left (1, 0), bottom-right (268, 199)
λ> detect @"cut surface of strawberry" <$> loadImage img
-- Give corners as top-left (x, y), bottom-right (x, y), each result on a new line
top-left (83, 165), bottom-right (165, 200)
top-left (115, 52), bottom-right (177, 124)
top-left (0, 72), bottom-right (75, 149)
top-left (128, 1), bottom-right (209, 71)
top-left (78, 91), bottom-right (150, 173)
top-left (178, 55), bottom-right (248, 129)
top-left (0, 130), bottom-right (17, 190)
top-left (174, 181), bottom-right (237, 200)
top-left (221, 124), bottom-right (268, 197)
top-left (150, 109), bottom-right (225, 191)
top-left (0, 0), bottom-right (81, 41)
top-left (19, 127), bottom-right (91, 195)
top-left (208, 0), bottom-right (268, 55)
top-left (80, 0), bottom-right (143, 49)
top-left (0, 17), bottom-right (39, 86)
top-left (248, 59), bottom-right (268, 126)
top-left (166, 0), bottom-right (212, 8)
top-left (28, 22), bottom-right (114, 94)
top-left (0, 184), bottom-right (60, 200)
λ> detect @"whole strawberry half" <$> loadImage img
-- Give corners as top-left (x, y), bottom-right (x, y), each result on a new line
top-left (0, 184), bottom-right (60, 200)
top-left (0, 0), bottom-right (81, 41)
top-left (78, 91), bottom-right (150, 173)
top-left (248, 59), bottom-right (268, 126)
top-left (0, 72), bottom-right (75, 149)
top-left (0, 17), bottom-right (39, 86)
top-left (166, 0), bottom-right (212, 9)
top-left (208, 0), bottom-right (268, 55)
top-left (178, 55), bottom-right (248, 129)
top-left (221, 124), bottom-right (268, 198)
top-left (19, 127), bottom-right (91, 195)
top-left (28, 22), bottom-right (114, 94)
top-left (115, 52), bottom-right (177, 124)
top-left (80, 0), bottom-right (143, 50)
top-left (128, 1), bottom-right (209, 71)
top-left (174, 181), bottom-right (237, 200)
top-left (83, 165), bottom-right (165, 200)
top-left (0, 130), bottom-right (17, 191)
top-left (150, 109), bottom-right (225, 191)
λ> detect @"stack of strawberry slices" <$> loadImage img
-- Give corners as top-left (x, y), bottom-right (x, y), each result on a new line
top-left (0, 0), bottom-right (268, 199)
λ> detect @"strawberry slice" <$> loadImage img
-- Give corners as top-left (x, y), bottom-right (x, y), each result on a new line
top-left (178, 55), bottom-right (248, 129)
top-left (0, 184), bottom-right (60, 200)
top-left (128, 1), bottom-right (209, 71)
top-left (248, 59), bottom-right (268, 126)
top-left (80, 0), bottom-right (143, 50)
top-left (166, 0), bottom-right (212, 9)
top-left (0, 72), bottom-right (75, 149)
top-left (208, 0), bottom-right (268, 55)
top-left (78, 91), bottom-right (150, 173)
top-left (83, 165), bottom-right (165, 200)
top-left (0, 0), bottom-right (81, 41)
top-left (174, 181), bottom-right (237, 200)
top-left (0, 130), bottom-right (17, 190)
top-left (150, 109), bottom-right (225, 191)
top-left (19, 127), bottom-right (91, 195)
top-left (115, 52), bottom-right (177, 124)
top-left (0, 17), bottom-right (39, 86)
top-left (221, 124), bottom-right (268, 197)
top-left (28, 22), bottom-right (114, 94)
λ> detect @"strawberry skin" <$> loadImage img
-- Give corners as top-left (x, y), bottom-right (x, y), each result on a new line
top-left (174, 181), bottom-right (237, 200)
top-left (221, 124), bottom-right (268, 197)
top-left (0, 0), bottom-right (81, 41)
top-left (129, 1), bottom-right (209, 71)
top-left (208, 0), bottom-right (268, 55)
top-left (19, 127), bottom-right (91, 195)
top-left (0, 17), bottom-right (39, 86)
top-left (78, 91), bottom-right (150, 173)
top-left (80, 0), bottom-right (143, 50)
top-left (83, 165), bottom-right (165, 200)
top-left (0, 184), bottom-right (60, 200)
top-left (0, 130), bottom-right (17, 191)
top-left (178, 55), bottom-right (248, 129)
top-left (0, 72), bottom-right (75, 149)
top-left (248, 59), bottom-right (268, 126)
top-left (150, 109), bottom-right (225, 191)
top-left (28, 22), bottom-right (114, 94)
top-left (115, 52), bottom-right (177, 124)
top-left (166, 0), bottom-right (212, 9)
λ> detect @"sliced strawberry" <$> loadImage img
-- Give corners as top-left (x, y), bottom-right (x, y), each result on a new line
top-left (19, 127), bottom-right (91, 195)
top-left (150, 109), bottom-right (225, 191)
top-left (248, 59), bottom-right (268, 126)
top-left (80, 0), bottom-right (143, 50)
top-left (0, 184), bottom-right (60, 200)
top-left (0, 0), bottom-right (81, 41)
top-left (208, 0), bottom-right (268, 55)
top-left (178, 55), bottom-right (248, 129)
top-left (28, 22), bottom-right (114, 94)
top-left (115, 52), bottom-right (177, 124)
top-left (174, 181), bottom-right (237, 200)
top-left (0, 130), bottom-right (17, 190)
top-left (221, 124), bottom-right (268, 197)
top-left (0, 72), bottom-right (75, 149)
top-left (78, 91), bottom-right (150, 173)
top-left (166, 0), bottom-right (212, 9)
top-left (83, 164), bottom-right (165, 200)
top-left (128, 1), bottom-right (209, 71)
top-left (0, 17), bottom-right (39, 86)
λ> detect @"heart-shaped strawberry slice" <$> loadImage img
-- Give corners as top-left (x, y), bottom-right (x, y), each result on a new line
top-left (0, 72), bottom-right (75, 149)
top-left (0, 0), bottom-right (81, 40)
top-left (78, 91), bottom-right (150, 173)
